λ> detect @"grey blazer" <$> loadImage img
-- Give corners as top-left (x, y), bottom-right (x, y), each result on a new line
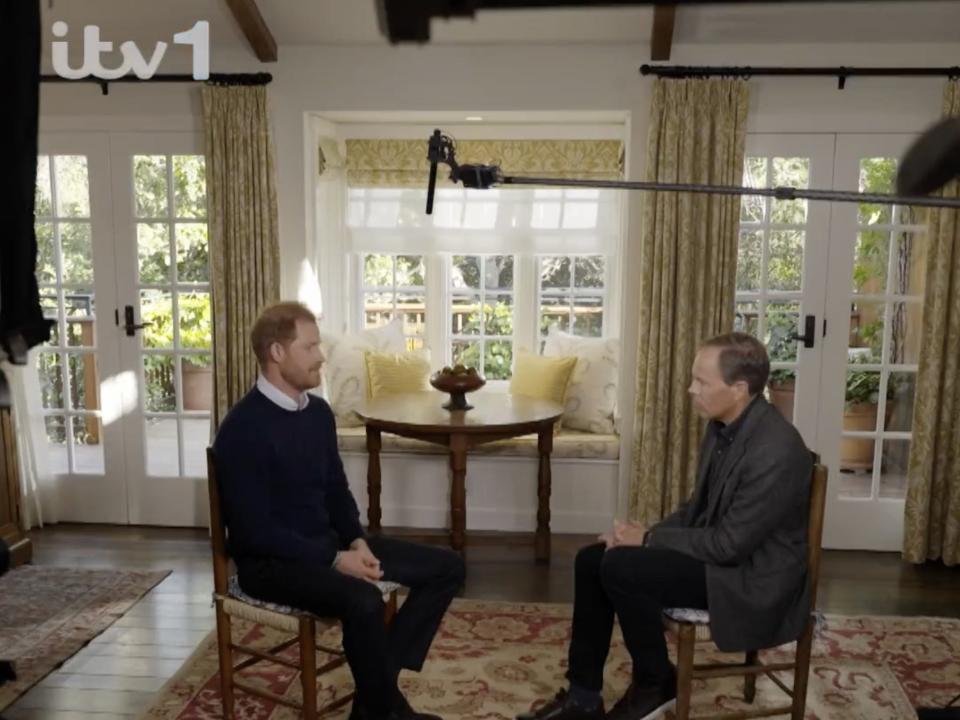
top-left (646, 397), bottom-right (813, 652)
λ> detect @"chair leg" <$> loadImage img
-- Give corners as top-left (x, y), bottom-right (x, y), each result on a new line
top-left (744, 650), bottom-right (759, 703)
top-left (214, 603), bottom-right (235, 719)
top-left (674, 624), bottom-right (696, 720)
top-left (300, 618), bottom-right (318, 720)
top-left (791, 621), bottom-right (815, 720)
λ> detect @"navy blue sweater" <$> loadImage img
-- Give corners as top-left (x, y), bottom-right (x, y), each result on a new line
top-left (212, 388), bottom-right (364, 567)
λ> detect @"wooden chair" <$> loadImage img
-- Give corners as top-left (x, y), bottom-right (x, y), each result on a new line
top-left (208, 448), bottom-right (400, 719)
top-left (663, 458), bottom-right (828, 720)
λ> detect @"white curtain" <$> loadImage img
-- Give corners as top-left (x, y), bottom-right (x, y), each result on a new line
top-left (2, 349), bottom-right (59, 528)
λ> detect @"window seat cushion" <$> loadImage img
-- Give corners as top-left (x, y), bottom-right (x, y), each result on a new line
top-left (336, 426), bottom-right (620, 460)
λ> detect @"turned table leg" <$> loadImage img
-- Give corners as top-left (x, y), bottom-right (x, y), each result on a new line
top-left (449, 434), bottom-right (468, 557)
top-left (366, 426), bottom-right (382, 534)
top-left (536, 425), bottom-right (553, 563)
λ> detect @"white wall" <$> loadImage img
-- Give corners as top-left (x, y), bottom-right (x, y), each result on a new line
top-left (38, 39), bottom-right (960, 526)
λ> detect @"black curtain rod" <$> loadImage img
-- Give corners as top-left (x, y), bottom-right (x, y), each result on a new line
top-left (640, 65), bottom-right (960, 89)
top-left (40, 72), bottom-right (272, 96)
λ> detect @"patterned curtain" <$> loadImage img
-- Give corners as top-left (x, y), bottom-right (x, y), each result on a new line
top-left (629, 79), bottom-right (749, 524)
top-left (202, 85), bottom-right (281, 429)
top-left (903, 80), bottom-right (960, 566)
top-left (344, 139), bottom-right (623, 187)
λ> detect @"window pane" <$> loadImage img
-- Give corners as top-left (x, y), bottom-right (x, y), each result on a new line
top-left (135, 155), bottom-right (168, 218)
top-left (766, 301), bottom-right (800, 363)
top-left (844, 369), bottom-right (882, 420)
top-left (182, 356), bottom-right (213, 412)
top-left (879, 439), bottom-right (910, 499)
top-left (484, 295), bottom-right (514, 336)
top-left (736, 231), bottom-right (762, 292)
top-left (182, 417), bottom-right (211, 476)
top-left (65, 318), bottom-right (95, 348)
top-left (540, 295), bottom-right (571, 335)
top-left (484, 256), bottom-right (514, 290)
top-left (67, 353), bottom-right (99, 411)
top-left (562, 201), bottom-right (599, 229)
top-left (397, 293), bottom-right (425, 337)
top-left (38, 353), bottom-right (64, 409)
top-left (484, 340), bottom-right (513, 380)
top-left (176, 223), bottom-right (209, 282)
top-left (853, 231), bottom-right (890, 294)
top-left (541, 257), bottom-right (571, 289)
top-left (463, 200), bottom-right (497, 229)
top-left (138, 223), bottom-right (171, 283)
top-left (44, 416), bottom-right (68, 475)
top-left (892, 231), bottom-right (926, 297)
top-left (858, 158), bottom-right (895, 225)
top-left (767, 368), bottom-right (796, 422)
top-left (72, 416), bottom-right (104, 474)
top-left (60, 223), bottom-right (94, 284)
top-left (531, 201), bottom-right (561, 229)
top-left (838, 442), bottom-right (874, 497)
top-left (364, 292), bottom-right (394, 329)
top-left (451, 295), bottom-right (481, 335)
top-left (885, 372), bottom-right (916, 432)
top-left (364, 254), bottom-right (394, 288)
top-left (767, 230), bottom-right (804, 292)
top-left (144, 355), bottom-right (176, 412)
top-left (141, 290), bottom-right (173, 349)
top-left (743, 157), bottom-right (767, 189)
top-left (573, 296), bottom-right (604, 337)
top-left (54, 156), bottom-right (90, 217)
top-left (451, 340), bottom-right (481, 370)
top-left (64, 289), bottom-right (95, 319)
top-left (574, 256), bottom-right (605, 288)
top-left (770, 157), bottom-right (808, 225)
top-left (734, 301), bottom-right (759, 337)
top-left (178, 292), bottom-right (211, 350)
top-left (888, 302), bottom-right (922, 365)
top-left (146, 417), bottom-right (179, 476)
top-left (36, 156), bottom-right (52, 216)
top-left (848, 302), bottom-right (884, 362)
top-left (35, 222), bottom-right (56, 284)
top-left (395, 255), bottom-right (425, 287)
top-left (173, 155), bottom-right (206, 219)
top-left (451, 256), bottom-right (481, 289)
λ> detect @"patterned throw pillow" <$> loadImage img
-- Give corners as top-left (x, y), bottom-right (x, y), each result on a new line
top-left (509, 352), bottom-right (578, 409)
top-left (542, 327), bottom-right (620, 434)
top-left (321, 319), bottom-right (406, 426)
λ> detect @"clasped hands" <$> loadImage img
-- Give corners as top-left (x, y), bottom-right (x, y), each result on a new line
top-left (333, 538), bottom-right (384, 582)
top-left (599, 519), bottom-right (647, 549)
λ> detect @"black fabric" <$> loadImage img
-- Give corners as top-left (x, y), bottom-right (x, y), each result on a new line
top-left (0, 0), bottom-right (52, 362)
top-left (0, 539), bottom-right (10, 577)
top-left (212, 389), bottom-right (365, 567)
top-left (566, 543), bottom-right (707, 692)
top-left (238, 535), bottom-right (464, 716)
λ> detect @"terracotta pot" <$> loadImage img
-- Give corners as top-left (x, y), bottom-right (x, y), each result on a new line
top-left (840, 402), bottom-right (878, 471)
top-left (768, 381), bottom-right (795, 422)
top-left (182, 364), bottom-right (213, 411)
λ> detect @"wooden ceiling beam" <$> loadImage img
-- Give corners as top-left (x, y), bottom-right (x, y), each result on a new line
top-left (224, 0), bottom-right (277, 63)
top-left (650, 5), bottom-right (677, 62)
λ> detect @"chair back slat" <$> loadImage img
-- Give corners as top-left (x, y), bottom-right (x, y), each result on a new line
top-left (806, 454), bottom-right (828, 605)
top-left (207, 447), bottom-right (230, 595)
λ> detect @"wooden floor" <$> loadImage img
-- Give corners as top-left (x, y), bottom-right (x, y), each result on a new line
top-left (4, 524), bottom-right (959, 720)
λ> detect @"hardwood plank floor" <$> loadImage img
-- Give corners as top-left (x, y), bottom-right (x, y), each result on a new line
top-left (3, 524), bottom-right (958, 720)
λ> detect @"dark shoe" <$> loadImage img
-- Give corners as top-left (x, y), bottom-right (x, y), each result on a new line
top-left (391, 692), bottom-right (442, 720)
top-left (516, 689), bottom-right (605, 720)
top-left (605, 682), bottom-right (676, 720)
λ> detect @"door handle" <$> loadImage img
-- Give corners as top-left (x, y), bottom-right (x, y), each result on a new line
top-left (788, 314), bottom-right (816, 349)
top-left (122, 305), bottom-right (153, 337)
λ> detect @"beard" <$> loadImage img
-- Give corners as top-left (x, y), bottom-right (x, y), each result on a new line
top-left (280, 364), bottom-right (322, 392)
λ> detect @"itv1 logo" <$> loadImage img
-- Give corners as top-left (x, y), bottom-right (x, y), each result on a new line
top-left (51, 20), bottom-right (210, 80)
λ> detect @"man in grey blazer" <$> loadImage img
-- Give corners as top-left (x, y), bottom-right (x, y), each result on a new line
top-left (518, 332), bottom-right (812, 720)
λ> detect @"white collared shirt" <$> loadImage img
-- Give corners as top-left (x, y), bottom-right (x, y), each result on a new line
top-left (256, 374), bottom-right (310, 412)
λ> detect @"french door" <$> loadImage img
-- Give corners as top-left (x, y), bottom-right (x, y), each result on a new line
top-left (738, 133), bottom-right (926, 551)
top-left (36, 132), bottom-right (212, 525)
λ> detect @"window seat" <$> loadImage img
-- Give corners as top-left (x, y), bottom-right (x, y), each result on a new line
top-left (336, 426), bottom-right (620, 460)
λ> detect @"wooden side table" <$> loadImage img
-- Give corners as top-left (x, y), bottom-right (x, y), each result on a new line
top-left (356, 391), bottom-right (564, 562)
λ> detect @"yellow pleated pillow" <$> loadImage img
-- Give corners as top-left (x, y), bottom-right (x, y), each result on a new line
top-left (509, 352), bottom-right (578, 407)
top-left (363, 350), bottom-right (431, 398)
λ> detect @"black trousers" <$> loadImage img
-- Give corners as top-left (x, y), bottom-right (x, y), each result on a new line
top-left (238, 536), bottom-right (465, 715)
top-left (567, 543), bottom-right (708, 691)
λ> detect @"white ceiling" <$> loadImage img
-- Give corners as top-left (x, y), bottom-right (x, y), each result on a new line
top-left (40, 0), bottom-right (960, 55)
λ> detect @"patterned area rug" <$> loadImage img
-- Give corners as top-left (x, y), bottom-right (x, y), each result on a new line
top-left (140, 599), bottom-right (960, 720)
top-left (0, 565), bottom-right (170, 710)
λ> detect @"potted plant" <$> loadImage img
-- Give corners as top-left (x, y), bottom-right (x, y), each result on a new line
top-left (767, 368), bottom-right (796, 421)
top-left (142, 293), bottom-right (213, 412)
top-left (840, 350), bottom-right (895, 471)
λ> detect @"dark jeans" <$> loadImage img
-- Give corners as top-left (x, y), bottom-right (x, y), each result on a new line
top-left (567, 543), bottom-right (708, 691)
top-left (237, 536), bottom-right (465, 715)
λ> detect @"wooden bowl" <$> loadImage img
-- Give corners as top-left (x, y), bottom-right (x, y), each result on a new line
top-left (430, 367), bottom-right (486, 411)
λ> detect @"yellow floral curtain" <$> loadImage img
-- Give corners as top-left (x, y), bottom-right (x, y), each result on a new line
top-left (344, 139), bottom-right (623, 187)
top-left (202, 85), bottom-right (281, 428)
top-left (629, 79), bottom-right (750, 524)
top-left (903, 80), bottom-right (960, 567)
